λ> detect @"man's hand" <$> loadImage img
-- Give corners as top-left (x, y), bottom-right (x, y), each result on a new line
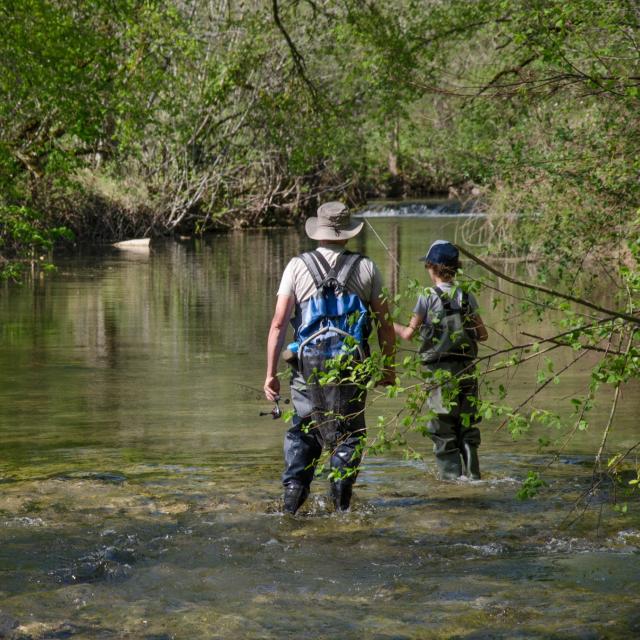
top-left (264, 375), bottom-right (281, 402)
top-left (376, 368), bottom-right (396, 388)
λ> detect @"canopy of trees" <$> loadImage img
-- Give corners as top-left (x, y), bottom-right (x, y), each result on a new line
top-left (1, 0), bottom-right (639, 272)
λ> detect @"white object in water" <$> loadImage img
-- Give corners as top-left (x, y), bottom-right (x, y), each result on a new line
top-left (113, 238), bottom-right (151, 249)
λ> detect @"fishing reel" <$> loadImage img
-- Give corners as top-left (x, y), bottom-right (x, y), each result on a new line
top-left (259, 397), bottom-right (290, 420)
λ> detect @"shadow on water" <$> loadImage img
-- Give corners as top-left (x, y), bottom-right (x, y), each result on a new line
top-left (1, 214), bottom-right (639, 638)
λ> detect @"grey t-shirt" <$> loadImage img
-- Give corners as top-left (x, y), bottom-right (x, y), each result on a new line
top-left (277, 244), bottom-right (383, 304)
top-left (413, 283), bottom-right (479, 324)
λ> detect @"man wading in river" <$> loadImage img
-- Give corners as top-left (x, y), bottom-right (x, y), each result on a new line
top-left (264, 202), bottom-right (395, 514)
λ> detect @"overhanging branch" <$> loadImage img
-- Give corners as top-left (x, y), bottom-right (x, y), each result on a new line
top-left (456, 244), bottom-right (640, 326)
top-left (272, 0), bottom-right (319, 102)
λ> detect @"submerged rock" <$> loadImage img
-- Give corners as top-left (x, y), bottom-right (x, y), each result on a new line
top-left (56, 472), bottom-right (127, 484)
top-left (0, 612), bottom-right (19, 637)
top-left (53, 538), bottom-right (141, 584)
top-left (6, 621), bottom-right (78, 640)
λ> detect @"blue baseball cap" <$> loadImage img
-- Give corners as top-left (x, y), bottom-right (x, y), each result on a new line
top-left (419, 240), bottom-right (459, 266)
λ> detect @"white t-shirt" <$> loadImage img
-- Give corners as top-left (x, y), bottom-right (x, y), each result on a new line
top-left (277, 244), bottom-right (383, 304)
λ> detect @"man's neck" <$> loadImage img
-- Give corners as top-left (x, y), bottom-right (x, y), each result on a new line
top-left (318, 240), bottom-right (348, 249)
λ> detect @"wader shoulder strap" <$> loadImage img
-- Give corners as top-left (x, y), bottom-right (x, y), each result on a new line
top-left (299, 251), bottom-right (328, 290)
top-left (433, 285), bottom-right (473, 319)
top-left (432, 286), bottom-right (451, 311)
top-left (299, 250), bottom-right (363, 292)
top-left (334, 252), bottom-right (363, 290)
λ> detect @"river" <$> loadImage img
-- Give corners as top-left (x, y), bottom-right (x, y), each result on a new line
top-left (1, 204), bottom-right (639, 639)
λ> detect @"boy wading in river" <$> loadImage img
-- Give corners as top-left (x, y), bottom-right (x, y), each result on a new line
top-left (394, 240), bottom-right (488, 480)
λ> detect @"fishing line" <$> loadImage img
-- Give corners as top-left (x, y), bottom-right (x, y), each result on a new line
top-left (364, 217), bottom-right (404, 276)
top-left (364, 214), bottom-right (479, 289)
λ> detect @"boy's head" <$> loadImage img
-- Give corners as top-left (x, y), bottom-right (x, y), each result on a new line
top-left (419, 240), bottom-right (459, 281)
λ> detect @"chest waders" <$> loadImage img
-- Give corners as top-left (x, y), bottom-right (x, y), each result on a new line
top-left (283, 250), bottom-right (371, 513)
top-left (420, 287), bottom-right (481, 480)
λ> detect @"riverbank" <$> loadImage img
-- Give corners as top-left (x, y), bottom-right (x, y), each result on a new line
top-left (4, 178), bottom-right (637, 286)
top-left (2, 169), bottom-right (476, 278)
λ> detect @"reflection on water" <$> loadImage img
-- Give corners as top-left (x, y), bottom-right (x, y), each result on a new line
top-left (0, 216), bottom-right (639, 639)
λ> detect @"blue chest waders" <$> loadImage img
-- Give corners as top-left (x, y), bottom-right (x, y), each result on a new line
top-left (292, 250), bottom-right (370, 447)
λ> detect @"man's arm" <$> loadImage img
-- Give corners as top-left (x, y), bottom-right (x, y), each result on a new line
top-left (468, 313), bottom-right (489, 342)
top-left (370, 295), bottom-right (396, 385)
top-left (264, 294), bottom-right (295, 401)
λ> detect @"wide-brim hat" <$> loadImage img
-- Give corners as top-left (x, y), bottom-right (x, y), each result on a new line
top-left (305, 201), bottom-right (364, 241)
top-left (419, 240), bottom-right (459, 266)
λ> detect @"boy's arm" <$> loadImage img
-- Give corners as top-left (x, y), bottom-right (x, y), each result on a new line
top-left (394, 313), bottom-right (424, 341)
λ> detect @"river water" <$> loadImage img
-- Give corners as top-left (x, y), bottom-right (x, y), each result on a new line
top-left (1, 205), bottom-right (639, 639)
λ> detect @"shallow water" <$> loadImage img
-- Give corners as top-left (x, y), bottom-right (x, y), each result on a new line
top-left (1, 211), bottom-right (639, 639)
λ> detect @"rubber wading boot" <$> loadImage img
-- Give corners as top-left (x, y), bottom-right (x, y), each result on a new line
top-left (283, 483), bottom-right (309, 515)
top-left (330, 481), bottom-right (353, 512)
top-left (462, 443), bottom-right (481, 480)
top-left (435, 452), bottom-right (463, 481)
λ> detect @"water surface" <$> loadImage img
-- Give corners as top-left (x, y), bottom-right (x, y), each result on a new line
top-left (1, 212), bottom-right (638, 639)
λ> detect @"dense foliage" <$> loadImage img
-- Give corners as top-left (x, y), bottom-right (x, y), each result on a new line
top-left (1, 0), bottom-right (638, 274)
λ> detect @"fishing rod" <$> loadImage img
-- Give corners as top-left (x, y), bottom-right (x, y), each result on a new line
top-left (363, 215), bottom-right (468, 280)
top-left (235, 382), bottom-right (290, 420)
top-left (364, 218), bottom-right (403, 274)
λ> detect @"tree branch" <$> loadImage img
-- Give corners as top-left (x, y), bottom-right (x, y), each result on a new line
top-left (520, 331), bottom-right (627, 356)
top-left (475, 55), bottom-right (537, 97)
top-left (595, 331), bottom-right (634, 468)
top-left (272, 0), bottom-right (318, 102)
top-left (495, 348), bottom-right (591, 431)
top-left (456, 244), bottom-right (640, 326)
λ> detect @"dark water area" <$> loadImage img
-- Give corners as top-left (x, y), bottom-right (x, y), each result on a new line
top-left (1, 208), bottom-right (639, 639)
